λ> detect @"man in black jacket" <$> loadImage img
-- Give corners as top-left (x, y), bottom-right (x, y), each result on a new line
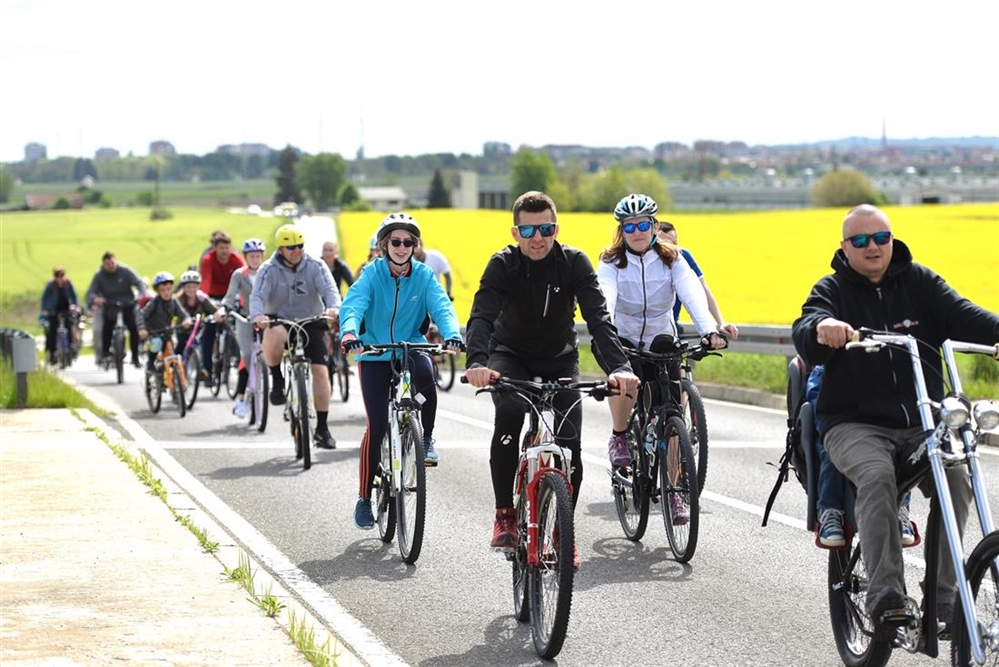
top-left (465, 191), bottom-right (639, 567)
top-left (792, 204), bottom-right (999, 639)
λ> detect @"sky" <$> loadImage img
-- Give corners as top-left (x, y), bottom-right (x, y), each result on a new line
top-left (2, 0), bottom-right (998, 163)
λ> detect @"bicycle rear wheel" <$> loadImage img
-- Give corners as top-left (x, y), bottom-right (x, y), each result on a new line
top-left (951, 529), bottom-right (999, 667)
top-left (829, 539), bottom-right (893, 667)
top-left (681, 379), bottom-right (709, 495)
top-left (512, 489), bottom-right (530, 622)
top-left (113, 331), bottom-right (125, 384)
top-left (613, 415), bottom-right (650, 541)
top-left (184, 350), bottom-right (200, 410)
top-left (145, 370), bottom-right (162, 413)
top-left (396, 414), bottom-right (426, 564)
top-left (529, 472), bottom-right (574, 660)
top-left (660, 415), bottom-right (700, 563)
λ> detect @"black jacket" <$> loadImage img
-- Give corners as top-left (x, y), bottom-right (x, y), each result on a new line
top-left (466, 241), bottom-right (632, 375)
top-left (792, 239), bottom-right (999, 434)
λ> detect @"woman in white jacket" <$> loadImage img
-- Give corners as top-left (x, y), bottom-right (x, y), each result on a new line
top-left (596, 193), bottom-right (726, 470)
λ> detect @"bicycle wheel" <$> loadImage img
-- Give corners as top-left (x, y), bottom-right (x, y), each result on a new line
top-left (223, 333), bottom-right (240, 399)
top-left (144, 370), bottom-right (162, 413)
top-left (336, 354), bottom-right (350, 402)
top-left (375, 434), bottom-right (397, 543)
top-left (169, 362), bottom-right (186, 418)
top-left (612, 414), bottom-right (650, 541)
top-left (113, 330), bottom-right (125, 384)
top-left (512, 489), bottom-right (530, 622)
top-left (184, 350), bottom-right (200, 410)
top-left (210, 336), bottom-right (223, 397)
top-left (659, 415), bottom-right (700, 563)
top-left (294, 365), bottom-right (311, 470)
top-left (829, 539), bottom-right (893, 667)
top-left (951, 529), bottom-right (999, 666)
top-left (681, 378), bottom-right (709, 495)
top-left (435, 353), bottom-right (456, 391)
top-left (56, 326), bottom-right (70, 369)
top-left (529, 472), bottom-right (574, 660)
top-left (396, 413), bottom-right (426, 564)
top-left (251, 354), bottom-right (268, 432)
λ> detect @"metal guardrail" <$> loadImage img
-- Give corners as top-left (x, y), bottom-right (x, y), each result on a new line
top-left (0, 328), bottom-right (38, 407)
top-left (574, 323), bottom-right (796, 357)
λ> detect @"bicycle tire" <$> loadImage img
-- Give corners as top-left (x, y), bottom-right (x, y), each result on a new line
top-left (223, 333), bottom-right (240, 400)
top-left (659, 415), bottom-right (700, 563)
top-left (951, 529), bottom-right (999, 666)
top-left (336, 355), bottom-right (350, 402)
top-left (295, 365), bottom-right (311, 470)
top-left (376, 434), bottom-right (397, 543)
top-left (56, 326), bottom-right (70, 369)
top-left (681, 378), bottom-right (709, 495)
top-left (251, 354), bottom-right (268, 432)
top-left (145, 370), bottom-right (162, 413)
top-left (210, 332), bottom-right (223, 397)
top-left (529, 472), bottom-right (574, 660)
top-left (184, 350), bottom-right (200, 410)
top-left (512, 490), bottom-right (530, 622)
top-left (113, 330), bottom-right (125, 384)
top-left (169, 361), bottom-right (186, 418)
top-left (396, 413), bottom-right (426, 564)
top-left (436, 353), bottom-right (456, 391)
top-left (828, 540), bottom-right (893, 667)
top-left (613, 415), bottom-right (650, 541)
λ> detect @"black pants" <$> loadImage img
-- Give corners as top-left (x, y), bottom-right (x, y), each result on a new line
top-left (102, 304), bottom-right (140, 363)
top-left (488, 350), bottom-right (582, 509)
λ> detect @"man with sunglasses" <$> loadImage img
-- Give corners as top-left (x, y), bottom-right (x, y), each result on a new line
top-left (792, 204), bottom-right (999, 641)
top-left (251, 224), bottom-right (341, 450)
top-left (464, 191), bottom-right (640, 567)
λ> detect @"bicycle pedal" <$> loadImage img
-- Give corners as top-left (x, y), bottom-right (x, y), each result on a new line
top-left (424, 460), bottom-right (439, 468)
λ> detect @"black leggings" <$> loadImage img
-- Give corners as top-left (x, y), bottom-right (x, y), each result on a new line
top-left (357, 352), bottom-right (437, 498)
top-left (488, 351), bottom-right (583, 510)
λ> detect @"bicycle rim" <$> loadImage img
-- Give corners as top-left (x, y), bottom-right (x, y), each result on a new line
top-left (512, 492), bottom-right (530, 622)
top-left (396, 415), bottom-right (426, 564)
top-left (184, 352), bottom-right (200, 410)
top-left (529, 472), bottom-right (574, 660)
top-left (145, 370), bottom-right (161, 413)
top-left (613, 416), bottom-right (650, 541)
top-left (223, 338), bottom-right (239, 399)
top-left (681, 378), bottom-right (709, 495)
top-left (828, 541), bottom-right (893, 667)
top-left (375, 444), bottom-right (397, 543)
top-left (660, 416), bottom-right (700, 563)
top-left (439, 354), bottom-right (456, 391)
top-left (337, 359), bottom-right (350, 402)
top-left (951, 530), bottom-right (999, 667)
top-left (171, 363), bottom-right (186, 418)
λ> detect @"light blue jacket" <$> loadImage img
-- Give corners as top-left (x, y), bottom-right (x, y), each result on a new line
top-left (340, 258), bottom-right (461, 362)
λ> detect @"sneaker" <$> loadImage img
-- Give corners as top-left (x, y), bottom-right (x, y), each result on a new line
top-left (607, 433), bottom-right (631, 467)
top-left (314, 428), bottom-right (336, 450)
top-left (132, 357), bottom-right (142, 369)
top-left (898, 504), bottom-right (916, 547)
top-left (353, 497), bottom-right (375, 529)
top-left (232, 398), bottom-right (248, 419)
top-left (269, 375), bottom-right (286, 405)
top-left (818, 508), bottom-right (847, 548)
top-left (669, 493), bottom-right (690, 526)
top-left (936, 601), bottom-right (954, 640)
top-left (490, 507), bottom-right (517, 549)
top-left (551, 527), bottom-right (581, 571)
top-left (870, 592), bottom-right (913, 640)
top-left (424, 436), bottom-right (439, 466)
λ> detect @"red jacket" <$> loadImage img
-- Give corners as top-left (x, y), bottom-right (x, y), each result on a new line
top-left (199, 251), bottom-right (245, 299)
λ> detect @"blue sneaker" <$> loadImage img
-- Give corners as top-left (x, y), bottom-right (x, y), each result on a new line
top-left (354, 497), bottom-right (374, 530)
top-left (424, 436), bottom-right (439, 467)
top-left (818, 508), bottom-right (846, 548)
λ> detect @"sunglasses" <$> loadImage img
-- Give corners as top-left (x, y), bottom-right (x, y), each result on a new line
top-left (517, 224), bottom-right (556, 239)
top-left (389, 238), bottom-right (415, 248)
top-left (282, 244), bottom-right (304, 251)
top-left (844, 232), bottom-right (892, 249)
top-left (622, 221), bottom-right (653, 234)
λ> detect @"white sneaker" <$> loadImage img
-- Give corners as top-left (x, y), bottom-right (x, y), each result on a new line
top-left (232, 398), bottom-right (248, 419)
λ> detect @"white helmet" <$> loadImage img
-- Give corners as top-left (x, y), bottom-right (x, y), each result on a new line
top-left (376, 212), bottom-right (421, 243)
top-left (614, 193), bottom-right (658, 222)
top-left (242, 238), bottom-right (265, 253)
top-left (178, 270), bottom-right (201, 287)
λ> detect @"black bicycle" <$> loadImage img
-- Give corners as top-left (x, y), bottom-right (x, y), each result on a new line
top-left (100, 300), bottom-right (130, 384)
top-left (326, 328), bottom-right (350, 402)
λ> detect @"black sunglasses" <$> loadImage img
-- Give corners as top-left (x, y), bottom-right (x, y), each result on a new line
top-left (390, 238), bottom-right (415, 248)
top-left (844, 231), bottom-right (892, 248)
top-left (517, 224), bottom-right (556, 239)
top-left (282, 243), bottom-right (304, 251)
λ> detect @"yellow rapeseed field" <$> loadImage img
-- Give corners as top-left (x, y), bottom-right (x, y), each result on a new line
top-left (339, 203), bottom-right (998, 326)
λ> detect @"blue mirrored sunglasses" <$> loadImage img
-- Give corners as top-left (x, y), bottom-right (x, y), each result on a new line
top-left (282, 243), bottom-right (305, 250)
top-left (517, 224), bottom-right (556, 239)
top-left (622, 221), bottom-right (653, 234)
top-left (845, 231), bottom-right (891, 249)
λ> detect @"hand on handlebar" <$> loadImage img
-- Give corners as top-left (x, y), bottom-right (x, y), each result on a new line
top-left (444, 338), bottom-right (464, 354)
top-left (701, 331), bottom-right (729, 350)
top-left (341, 334), bottom-right (364, 354)
top-left (465, 366), bottom-right (500, 388)
top-left (608, 370), bottom-right (639, 399)
top-left (816, 317), bottom-right (855, 349)
top-left (253, 315), bottom-right (270, 329)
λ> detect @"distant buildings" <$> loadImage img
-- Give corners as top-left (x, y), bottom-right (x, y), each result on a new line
top-left (148, 140), bottom-right (176, 157)
top-left (94, 147), bottom-right (120, 160)
top-left (23, 142), bottom-right (46, 162)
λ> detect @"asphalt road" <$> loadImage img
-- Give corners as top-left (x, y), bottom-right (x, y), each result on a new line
top-left (63, 357), bottom-right (998, 667)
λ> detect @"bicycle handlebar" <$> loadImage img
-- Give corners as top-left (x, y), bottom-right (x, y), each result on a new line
top-left (358, 342), bottom-right (449, 356)
top-left (461, 375), bottom-right (618, 401)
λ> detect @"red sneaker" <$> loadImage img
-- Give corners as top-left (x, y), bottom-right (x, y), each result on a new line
top-left (490, 507), bottom-right (517, 549)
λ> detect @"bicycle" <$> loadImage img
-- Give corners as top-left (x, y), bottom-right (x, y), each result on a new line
top-left (268, 315), bottom-right (332, 471)
top-left (232, 312), bottom-right (268, 432)
top-left (210, 314), bottom-right (240, 399)
top-left (821, 329), bottom-right (999, 667)
top-left (326, 328), bottom-right (350, 402)
top-left (52, 310), bottom-right (80, 369)
top-left (426, 322), bottom-right (456, 391)
top-left (100, 300), bottom-right (129, 384)
top-left (465, 374), bottom-right (615, 659)
top-left (610, 334), bottom-right (722, 562)
top-left (180, 315), bottom-right (203, 410)
top-left (143, 325), bottom-right (188, 418)
top-left (360, 341), bottom-right (447, 565)
top-left (679, 339), bottom-right (710, 495)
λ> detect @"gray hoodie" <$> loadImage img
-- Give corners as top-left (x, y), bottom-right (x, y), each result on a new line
top-left (249, 251), bottom-right (340, 321)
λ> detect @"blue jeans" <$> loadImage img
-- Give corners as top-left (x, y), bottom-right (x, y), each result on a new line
top-left (817, 438), bottom-right (845, 514)
top-left (201, 319), bottom-right (217, 379)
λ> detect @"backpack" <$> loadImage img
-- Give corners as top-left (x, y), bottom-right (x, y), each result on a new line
top-left (762, 356), bottom-right (818, 527)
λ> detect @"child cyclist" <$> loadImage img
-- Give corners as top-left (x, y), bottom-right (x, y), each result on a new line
top-left (137, 272), bottom-right (193, 371)
top-left (218, 238), bottom-right (266, 419)
top-left (174, 269), bottom-right (223, 357)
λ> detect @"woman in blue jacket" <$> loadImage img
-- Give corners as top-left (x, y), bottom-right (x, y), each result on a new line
top-left (339, 213), bottom-right (463, 529)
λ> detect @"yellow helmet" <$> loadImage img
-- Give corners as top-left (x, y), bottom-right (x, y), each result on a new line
top-left (275, 224), bottom-right (305, 248)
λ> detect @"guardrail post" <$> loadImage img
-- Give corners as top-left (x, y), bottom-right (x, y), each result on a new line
top-left (3, 329), bottom-right (38, 408)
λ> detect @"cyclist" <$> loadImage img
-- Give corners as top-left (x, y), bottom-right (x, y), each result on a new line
top-left (320, 241), bottom-right (355, 296)
top-left (596, 194), bottom-right (727, 494)
top-left (198, 231), bottom-right (245, 387)
top-left (137, 272), bottom-right (193, 371)
top-left (355, 233), bottom-right (382, 276)
top-left (339, 213), bottom-right (462, 529)
top-left (174, 269), bottom-right (221, 353)
top-left (85, 251), bottom-right (147, 368)
top-left (250, 224), bottom-right (341, 450)
top-left (464, 191), bottom-right (639, 566)
top-left (791, 204), bottom-right (999, 639)
top-left (219, 238), bottom-right (266, 419)
top-left (39, 266), bottom-right (80, 365)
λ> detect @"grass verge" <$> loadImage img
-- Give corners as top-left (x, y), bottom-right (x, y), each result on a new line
top-left (0, 357), bottom-right (103, 410)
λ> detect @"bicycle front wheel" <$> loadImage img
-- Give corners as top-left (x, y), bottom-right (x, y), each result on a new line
top-left (336, 354), bottom-right (350, 402)
top-left (681, 378), bottom-right (709, 495)
top-left (113, 331), bottom-right (125, 384)
top-left (293, 365), bottom-right (311, 470)
top-left (659, 415), bottom-right (700, 563)
top-left (613, 415), bottom-right (650, 541)
top-left (251, 354), bottom-right (268, 432)
top-left (223, 334), bottom-right (240, 399)
top-left (829, 539), bottom-right (893, 667)
top-left (184, 350), bottom-right (200, 410)
top-left (375, 433), bottom-right (396, 543)
top-left (951, 529), bottom-right (999, 667)
top-left (529, 472), bottom-right (574, 660)
top-left (170, 362), bottom-right (186, 418)
top-left (396, 414), bottom-right (426, 564)
top-left (145, 370), bottom-right (162, 413)
top-left (436, 354), bottom-right (456, 391)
